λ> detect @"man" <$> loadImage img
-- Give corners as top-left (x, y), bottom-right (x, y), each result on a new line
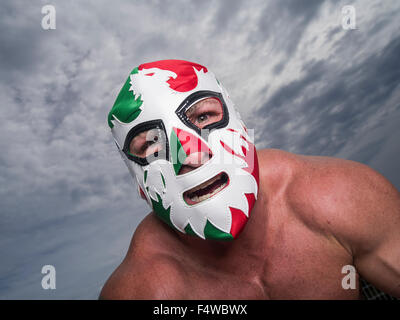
top-left (100, 59), bottom-right (400, 299)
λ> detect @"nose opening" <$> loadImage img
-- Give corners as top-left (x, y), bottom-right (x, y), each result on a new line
top-left (170, 127), bottom-right (213, 176)
top-left (178, 150), bottom-right (213, 175)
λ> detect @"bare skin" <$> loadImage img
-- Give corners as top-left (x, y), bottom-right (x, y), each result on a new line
top-left (99, 148), bottom-right (400, 299)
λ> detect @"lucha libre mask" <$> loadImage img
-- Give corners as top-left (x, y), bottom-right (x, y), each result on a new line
top-left (108, 59), bottom-right (259, 240)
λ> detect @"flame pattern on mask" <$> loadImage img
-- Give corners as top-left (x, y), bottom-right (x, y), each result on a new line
top-left (108, 60), bottom-right (259, 240)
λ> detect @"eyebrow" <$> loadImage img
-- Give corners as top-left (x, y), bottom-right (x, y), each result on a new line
top-left (186, 102), bottom-right (200, 117)
top-left (186, 98), bottom-right (219, 116)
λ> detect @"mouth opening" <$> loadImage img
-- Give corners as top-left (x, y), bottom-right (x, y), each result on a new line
top-left (183, 172), bottom-right (229, 205)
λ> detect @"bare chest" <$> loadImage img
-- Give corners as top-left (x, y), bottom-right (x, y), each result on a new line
top-left (181, 221), bottom-right (360, 299)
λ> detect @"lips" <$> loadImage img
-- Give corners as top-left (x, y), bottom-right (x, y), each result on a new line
top-left (183, 172), bottom-right (229, 205)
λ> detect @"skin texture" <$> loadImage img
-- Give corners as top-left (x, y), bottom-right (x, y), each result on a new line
top-left (99, 149), bottom-right (400, 299)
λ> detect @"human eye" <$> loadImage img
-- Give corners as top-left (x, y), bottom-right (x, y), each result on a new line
top-left (185, 98), bottom-right (223, 129)
top-left (195, 113), bottom-right (209, 124)
top-left (130, 129), bottom-right (162, 158)
top-left (140, 140), bottom-right (154, 153)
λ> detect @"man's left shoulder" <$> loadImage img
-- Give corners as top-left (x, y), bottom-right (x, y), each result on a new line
top-left (286, 154), bottom-right (400, 247)
top-left (290, 154), bottom-right (399, 211)
top-left (256, 149), bottom-right (300, 190)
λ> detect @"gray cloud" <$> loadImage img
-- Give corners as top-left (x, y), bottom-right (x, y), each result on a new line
top-left (254, 30), bottom-right (400, 166)
top-left (251, 0), bottom-right (330, 54)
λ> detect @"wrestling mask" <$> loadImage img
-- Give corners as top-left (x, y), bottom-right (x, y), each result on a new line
top-left (108, 59), bottom-right (259, 240)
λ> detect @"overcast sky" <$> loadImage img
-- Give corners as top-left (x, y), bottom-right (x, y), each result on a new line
top-left (0, 0), bottom-right (399, 299)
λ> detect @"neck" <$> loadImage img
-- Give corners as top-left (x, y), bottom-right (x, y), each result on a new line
top-left (174, 187), bottom-right (269, 273)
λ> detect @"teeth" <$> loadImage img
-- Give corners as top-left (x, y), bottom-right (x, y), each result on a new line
top-left (191, 175), bottom-right (220, 193)
top-left (189, 180), bottom-right (227, 203)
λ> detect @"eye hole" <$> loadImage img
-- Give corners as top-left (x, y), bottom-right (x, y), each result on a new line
top-left (185, 97), bottom-right (223, 129)
top-left (129, 128), bottom-right (165, 158)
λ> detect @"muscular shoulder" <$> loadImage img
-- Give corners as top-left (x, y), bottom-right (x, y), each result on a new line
top-left (256, 149), bottom-right (299, 194)
top-left (99, 213), bottom-right (187, 299)
top-left (283, 152), bottom-right (400, 254)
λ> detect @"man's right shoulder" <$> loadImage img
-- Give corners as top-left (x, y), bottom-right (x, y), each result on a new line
top-left (99, 213), bottom-right (186, 299)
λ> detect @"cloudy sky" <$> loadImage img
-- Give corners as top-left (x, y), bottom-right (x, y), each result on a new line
top-left (0, 0), bottom-right (399, 299)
